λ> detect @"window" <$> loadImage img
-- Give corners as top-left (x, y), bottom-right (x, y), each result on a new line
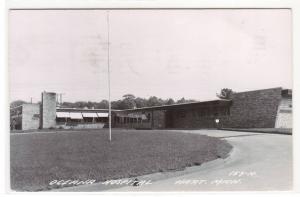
top-left (213, 107), bottom-right (219, 116)
top-left (83, 117), bottom-right (93, 123)
top-left (147, 113), bottom-right (151, 122)
top-left (192, 110), bottom-right (197, 117)
top-left (179, 110), bottom-right (186, 118)
top-left (56, 117), bottom-right (67, 123)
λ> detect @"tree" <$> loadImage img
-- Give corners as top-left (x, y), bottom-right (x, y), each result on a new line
top-left (135, 97), bottom-right (148, 108)
top-left (165, 98), bottom-right (175, 105)
top-left (147, 96), bottom-right (164, 107)
top-left (96, 100), bottom-right (109, 109)
top-left (217, 88), bottom-right (234, 99)
top-left (10, 100), bottom-right (27, 108)
top-left (176, 97), bottom-right (186, 104)
top-left (61, 102), bottom-right (74, 108)
top-left (123, 94), bottom-right (135, 100)
top-left (122, 94), bottom-right (136, 109)
top-left (111, 100), bottom-right (122, 109)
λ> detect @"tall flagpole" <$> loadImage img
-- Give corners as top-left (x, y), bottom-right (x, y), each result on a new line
top-left (107, 10), bottom-right (111, 142)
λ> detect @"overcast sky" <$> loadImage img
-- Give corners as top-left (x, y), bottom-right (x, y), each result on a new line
top-left (9, 9), bottom-right (292, 103)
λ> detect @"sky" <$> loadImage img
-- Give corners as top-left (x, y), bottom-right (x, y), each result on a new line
top-left (9, 9), bottom-right (292, 103)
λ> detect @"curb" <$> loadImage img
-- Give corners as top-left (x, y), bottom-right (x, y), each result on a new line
top-left (220, 128), bottom-right (292, 135)
top-left (53, 144), bottom-right (235, 192)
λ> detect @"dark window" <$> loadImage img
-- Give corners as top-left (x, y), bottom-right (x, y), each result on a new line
top-left (56, 117), bottom-right (67, 123)
top-left (208, 108), bottom-right (213, 117)
top-left (179, 110), bottom-right (186, 118)
top-left (192, 110), bottom-right (197, 117)
top-left (202, 108), bottom-right (207, 117)
top-left (213, 107), bottom-right (219, 116)
top-left (147, 113), bottom-right (151, 122)
top-left (227, 108), bottom-right (230, 115)
top-left (83, 117), bottom-right (93, 123)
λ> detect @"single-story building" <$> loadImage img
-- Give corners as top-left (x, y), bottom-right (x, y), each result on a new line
top-left (10, 87), bottom-right (292, 131)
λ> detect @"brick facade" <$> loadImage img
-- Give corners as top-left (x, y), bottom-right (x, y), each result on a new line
top-left (168, 103), bottom-right (230, 129)
top-left (222, 88), bottom-right (283, 128)
top-left (171, 109), bottom-right (226, 129)
top-left (116, 88), bottom-right (286, 129)
top-left (152, 110), bottom-right (166, 129)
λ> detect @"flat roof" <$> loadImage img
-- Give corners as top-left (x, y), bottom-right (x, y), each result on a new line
top-left (56, 108), bottom-right (111, 113)
top-left (56, 99), bottom-right (231, 113)
top-left (120, 99), bottom-right (232, 112)
top-left (10, 103), bottom-right (39, 110)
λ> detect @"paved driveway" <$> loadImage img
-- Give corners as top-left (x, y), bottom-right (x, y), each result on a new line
top-left (109, 130), bottom-right (293, 191)
top-left (57, 129), bottom-right (292, 192)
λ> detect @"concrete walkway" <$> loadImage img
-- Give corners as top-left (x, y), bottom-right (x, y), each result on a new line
top-left (57, 129), bottom-right (292, 192)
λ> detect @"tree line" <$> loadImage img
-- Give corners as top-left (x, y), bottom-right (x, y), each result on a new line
top-left (10, 94), bottom-right (197, 110)
top-left (60, 94), bottom-right (197, 110)
top-left (10, 88), bottom-right (234, 110)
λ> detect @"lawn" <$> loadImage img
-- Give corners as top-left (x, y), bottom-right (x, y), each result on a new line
top-left (10, 129), bottom-right (232, 191)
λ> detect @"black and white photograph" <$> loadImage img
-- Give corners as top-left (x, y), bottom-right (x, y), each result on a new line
top-left (6, 1), bottom-right (297, 193)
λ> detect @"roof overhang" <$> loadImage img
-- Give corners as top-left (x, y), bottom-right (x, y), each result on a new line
top-left (121, 99), bottom-right (232, 112)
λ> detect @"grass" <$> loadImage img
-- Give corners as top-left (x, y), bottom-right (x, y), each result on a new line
top-left (10, 129), bottom-right (232, 191)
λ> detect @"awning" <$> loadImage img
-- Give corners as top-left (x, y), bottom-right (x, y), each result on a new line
top-left (69, 112), bottom-right (83, 119)
top-left (56, 112), bottom-right (70, 118)
top-left (82, 112), bottom-right (98, 118)
top-left (97, 112), bottom-right (108, 117)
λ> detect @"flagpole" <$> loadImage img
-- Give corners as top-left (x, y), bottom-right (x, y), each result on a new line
top-left (107, 10), bottom-right (111, 142)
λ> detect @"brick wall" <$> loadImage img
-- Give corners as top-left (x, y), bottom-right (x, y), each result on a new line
top-left (111, 88), bottom-right (283, 129)
top-left (21, 104), bottom-right (40, 130)
top-left (152, 110), bottom-right (166, 129)
top-left (170, 108), bottom-right (229, 129)
top-left (166, 88), bottom-right (283, 129)
top-left (223, 87), bottom-right (282, 128)
top-left (41, 92), bottom-right (57, 129)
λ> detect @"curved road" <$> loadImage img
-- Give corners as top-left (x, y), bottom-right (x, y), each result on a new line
top-left (109, 130), bottom-right (292, 191)
top-left (57, 129), bottom-right (292, 192)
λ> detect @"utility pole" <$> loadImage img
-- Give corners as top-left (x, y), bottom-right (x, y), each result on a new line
top-left (107, 10), bottom-right (112, 142)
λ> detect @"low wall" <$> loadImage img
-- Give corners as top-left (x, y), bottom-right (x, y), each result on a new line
top-left (56, 123), bottom-right (105, 130)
